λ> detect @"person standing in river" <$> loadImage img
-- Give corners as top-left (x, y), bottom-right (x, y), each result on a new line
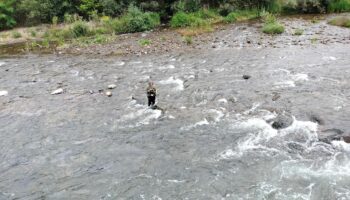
top-left (146, 81), bottom-right (157, 107)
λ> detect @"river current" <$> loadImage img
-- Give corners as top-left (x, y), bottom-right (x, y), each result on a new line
top-left (1, 44), bottom-right (350, 199)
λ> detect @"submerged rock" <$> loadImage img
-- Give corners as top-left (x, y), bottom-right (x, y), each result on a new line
top-left (309, 114), bottom-right (325, 125)
top-left (51, 88), bottom-right (63, 95)
top-left (243, 75), bottom-right (251, 80)
top-left (270, 114), bottom-right (293, 130)
top-left (319, 128), bottom-right (348, 144)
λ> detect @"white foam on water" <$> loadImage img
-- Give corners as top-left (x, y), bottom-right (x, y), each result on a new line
top-left (0, 61), bottom-right (5, 66)
top-left (140, 75), bottom-right (151, 82)
top-left (194, 118), bottom-right (209, 126)
top-left (243, 102), bottom-right (261, 115)
top-left (292, 73), bottom-right (309, 81)
top-left (0, 90), bottom-right (8, 96)
top-left (218, 98), bottom-right (228, 104)
top-left (130, 61), bottom-right (142, 64)
top-left (208, 109), bottom-right (225, 122)
top-left (152, 195), bottom-right (162, 200)
top-left (322, 56), bottom-right (337, 61)
top-left (215, 68), bottom-right (225, 72)
top-left (159, 77), bottom-right (184, 91)
top-left (185, 74), bottom-right (195, 79)
top-left (139, 109), bottom-right (162, 125)
top-left (221, 112), bottom-right (350, 198)
top-left (332, 140), bottom-right (350, 152)
top-left (276, 68), bottom-right (291, 75)
top-left (158, 65), bottom-right (175, 70)
top-left (116, 102), bottom-right (162, 128)
top-left (218, 149), bottom-right (236, 160)
top-left (116, 61), bottom-right (125, 66)
top-left (274, 81), bottom-right (296, 88)
top-left (167, 179), bottom-right (186, 183)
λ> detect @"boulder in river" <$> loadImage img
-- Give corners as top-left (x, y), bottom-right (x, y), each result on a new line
top-left (51, 88), bottom-right (63, 95)
top-left (270, 114), bottom-right (294, 130)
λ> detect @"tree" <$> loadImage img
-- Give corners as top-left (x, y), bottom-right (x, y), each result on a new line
top-left (0, 0), bottom-right (16, 30)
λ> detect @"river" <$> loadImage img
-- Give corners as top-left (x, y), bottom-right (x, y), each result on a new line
top-left (1, 42), bottom-right (350, 199)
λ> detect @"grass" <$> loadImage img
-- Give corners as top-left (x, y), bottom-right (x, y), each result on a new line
top-left (261, 13), bottom-right (285, 34)
top-left (328, 16), bottom-right (350, 28)
top-left (183, 36), bottom-right (193, 45)
top-left (170, 11), bottom-right (210, 28)
top-left (177, 25), bottom-right (214, 36)
top-left (30, 29), bottom-right (37, 37)
top-left (293, 29), bottom-right (304, 36)
top-left (224, 10), bottom-right (259, 23)
top-left (311, 37), bottom-right (318, 44)
top-left (262, 23), bottom-right (285, 34)
top-left (328, 0), bottom-right (350, 12)
top-left (138, 39), bottom-right (152, 46)
top-left (12, 31), bottom-right (22, 38)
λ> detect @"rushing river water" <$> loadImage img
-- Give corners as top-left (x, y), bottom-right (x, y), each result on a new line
top-left (1, 44), bottom-right (350, 200)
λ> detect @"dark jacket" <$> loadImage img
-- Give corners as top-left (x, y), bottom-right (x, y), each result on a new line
top-left (147, 86), bottom-right (157, 97)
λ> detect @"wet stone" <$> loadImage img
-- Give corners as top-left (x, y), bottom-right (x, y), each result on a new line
top-left (105, 91), bottom-right (112, 97)
top-left (51, 88), bottom-right (63, 95)
top-left (271, 114), bottom-right (293, 130)
top-left (243, 75), bottom-right (251, 80)
top-left (107, 84), bottom-right (117, 89)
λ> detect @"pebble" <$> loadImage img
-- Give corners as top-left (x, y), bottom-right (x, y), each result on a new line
top-left (106, 91), bottom-right (112, 97)
top-left (243, 75), bottom-right (251, 80)
top-left (107, 84), bottom-right (117, 89)
top-left (0, 90), bottom-right (8, 96)
top-left (51, 88), bottom-right (64, 95)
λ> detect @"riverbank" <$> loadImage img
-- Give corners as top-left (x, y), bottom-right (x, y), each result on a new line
top-left (1, 13), bottom-right (350, 57)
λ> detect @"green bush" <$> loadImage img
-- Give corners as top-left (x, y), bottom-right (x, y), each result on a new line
top-left (173, 0), bottom-right (201, 13)
top-left (30, 29), bottom-right (37, 37)
top-left (124, 6), bottom-right (160, 33)
top-left (102, 6), bottom-right (160, 34)
top-left (170, 11), bottom-right (212, 28)
top-left (329, 16), bottom-right (350, 27)
top-left (100, 0), bottom-right (125, 16)
top-left (262, 12), bottom-right (277, 24)
top-left (71, 21), bottom-right (90, 38)
top-left (0, 0), bottom-right (16, 30)
top-left (328, 0), bottom-right (350, 12)
top-left (52, 16), bottom-right (58, 25)
top-left (262, 22), bottom-right (285, 34)
top-left (224, 12), bottom-right (237, 23)
top-left (224, 10), bottom-right (258, 23)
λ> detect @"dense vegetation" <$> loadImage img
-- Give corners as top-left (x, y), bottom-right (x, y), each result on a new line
top-left (0, 0), bottom-right (349, 47)
top-left (1, 0), bottom-right (350, 31)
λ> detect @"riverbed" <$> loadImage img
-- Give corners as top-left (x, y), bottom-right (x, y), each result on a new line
top-left (1, 18), bottom-right (350, 200)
